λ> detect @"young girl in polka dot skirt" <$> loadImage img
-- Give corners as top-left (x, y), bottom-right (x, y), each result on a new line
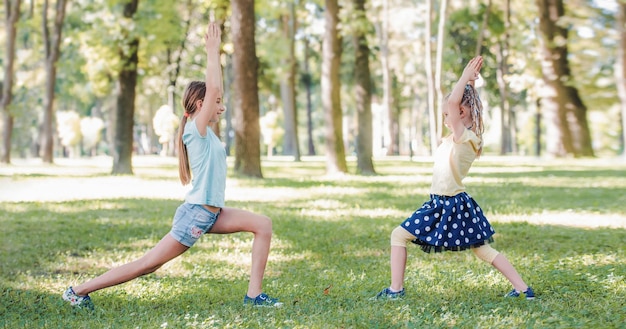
top-left (372, 56), bottom-right (534, 301)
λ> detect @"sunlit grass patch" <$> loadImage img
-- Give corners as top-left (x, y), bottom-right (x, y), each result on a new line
top-left (0, 157), bottom-right (625, 328)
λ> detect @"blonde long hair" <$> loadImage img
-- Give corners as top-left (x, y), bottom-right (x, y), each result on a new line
top-left (178, 81), bottom-right (206, 185)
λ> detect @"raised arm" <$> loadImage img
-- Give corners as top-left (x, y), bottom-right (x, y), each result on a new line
top-left (195, 22), bottom-right (223, 136)
top-left (446, 56), bottom-right (482, 141)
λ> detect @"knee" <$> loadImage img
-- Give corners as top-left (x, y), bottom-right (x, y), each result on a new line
top-left (472, 244), bottom-right (500, 264)
top-left (391, 226), bottom-right (414, 247)
top-left (256, 215), bottom-right (273, 237)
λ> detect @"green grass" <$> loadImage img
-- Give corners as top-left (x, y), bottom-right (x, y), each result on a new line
top-left (1, 157), bottom-right (625, 328)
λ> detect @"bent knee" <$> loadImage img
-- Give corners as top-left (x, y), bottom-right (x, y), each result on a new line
top-left (472, 244), bottom-right (499, 264)
top-left (391, 226), bottom-right (414, 247)
top-left (255, 215), bottom-right (273, 235)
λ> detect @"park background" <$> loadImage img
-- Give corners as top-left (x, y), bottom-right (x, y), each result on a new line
top-left (1, 0), bottom-right (626, 328)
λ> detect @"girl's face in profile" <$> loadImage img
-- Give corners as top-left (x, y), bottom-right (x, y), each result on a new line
top-left (442, 103), bottom-right (451, 128)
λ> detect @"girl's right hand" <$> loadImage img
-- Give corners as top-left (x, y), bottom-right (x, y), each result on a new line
top-left (205, 22), bottom-right (221, 53)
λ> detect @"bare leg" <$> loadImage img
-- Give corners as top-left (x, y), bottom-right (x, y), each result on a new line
top-left (73, 234), bottom-right (189, 296)
top-left (390, 246), bottom-right (407, 291)
top-left (491, 253), bottom-right (528, 292)
top-left (208, 207), bottom-right (272, 298)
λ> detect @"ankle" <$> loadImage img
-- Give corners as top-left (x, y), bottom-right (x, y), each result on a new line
top-left (72, 286), bottom-right (88, 296)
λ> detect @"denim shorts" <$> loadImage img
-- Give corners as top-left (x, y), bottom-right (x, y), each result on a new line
top-left (169, 203), bottom-right (220, 247)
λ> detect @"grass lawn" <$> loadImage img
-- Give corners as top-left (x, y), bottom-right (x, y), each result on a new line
top-left (1, 156), bottom-right (625, 328)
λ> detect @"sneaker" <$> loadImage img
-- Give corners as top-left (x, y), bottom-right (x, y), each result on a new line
top-left (243, 293), bottom-right (283, 307)
top-left (62, 286), bottom-right (94, 310)
top-left (504, 286), bottom-right (535, 300)
top-left (370, 287), bottom-right (405, 300)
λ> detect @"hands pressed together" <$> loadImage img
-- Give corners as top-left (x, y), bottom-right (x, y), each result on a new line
top-left (462, 56), bottom-right (483, 82)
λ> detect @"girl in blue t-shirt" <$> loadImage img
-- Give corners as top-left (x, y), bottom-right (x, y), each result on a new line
top-left (62, 22), bottom-right (282, 310)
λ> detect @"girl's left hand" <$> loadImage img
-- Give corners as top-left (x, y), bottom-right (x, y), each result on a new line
top-left (462, 56), bottom-right (483, 82)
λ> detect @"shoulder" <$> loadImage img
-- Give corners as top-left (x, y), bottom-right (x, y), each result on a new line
top-left (452, 129), bottom-right (481, 152)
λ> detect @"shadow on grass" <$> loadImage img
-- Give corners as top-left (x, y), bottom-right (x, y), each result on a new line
top-left (1, 197), bottom-right (625, 328)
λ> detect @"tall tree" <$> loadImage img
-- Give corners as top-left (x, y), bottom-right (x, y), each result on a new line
top-left (322, 0), bottom-right (347, 174)
top-left (434, 0), bottom-right (447, 143)
top-left (112, 0), bottom-right (140, 174)
top-left (535, 0), bottom-right (594, 157)
top-left (232, 0), bottom-right (263, 177)
top-left (379, 0), bottom-right (397, 155)
top-left (302, 36), bottom-right (316, 156)
top-left (280, 1), bottom-right (300, 160)
top-left (1, 0), bottom-right (21, 164)
top-left (494, 0), bottom-right (514, 154)
top-left (353, 0), bottom-right (375, 175)
top-left (165, 0), bottom-right (193, 114)
top-left (617, 0), bottom-right (626, 156)
top-left (40, 0), bottom-right (68, 163)
top-left (424, 0), bottom-right (437, 153)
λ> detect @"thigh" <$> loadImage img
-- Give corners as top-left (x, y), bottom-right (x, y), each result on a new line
top-left (141, 234), bottom-right (190, 267)
top-left (208, 207), bottom-right (270, 234)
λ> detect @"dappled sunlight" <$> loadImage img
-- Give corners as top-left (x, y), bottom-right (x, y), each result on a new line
top-left (560, 253), bottom-right (624, 267)
top-left (226, 185), bottom-right (366, 203)
top-left (466, 175), bottom-right (626, 189)
top-left (299, 205), bottom-right (405, 222)
top-left (494, 211), bottom-right (626, 229)
top-left (345, 248), bottom-right (386, 258)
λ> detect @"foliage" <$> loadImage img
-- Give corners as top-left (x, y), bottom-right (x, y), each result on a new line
top-left (80, 117), bottom-right (105, 150)
top-left (152, 105), bottom-right (179, 144)
top-left (0, 157), bottom-right (625, 328)
top-left (2, 0), bottom-right (626, 161)
top-left (56, 111), bottom-right (82, 147)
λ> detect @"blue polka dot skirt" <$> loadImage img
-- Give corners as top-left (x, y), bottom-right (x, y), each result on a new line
top-left (401, 193), bottom-right (495, 253)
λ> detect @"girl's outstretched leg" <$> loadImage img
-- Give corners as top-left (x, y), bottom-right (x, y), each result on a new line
top-left (72, 234), bottom-right (189, 296)
top-left (491, 253), bottom-right (528, 292)
top-left (472, 245), bottom-right (534, 299)
top-left (63, 234), bottom-right (189, 309)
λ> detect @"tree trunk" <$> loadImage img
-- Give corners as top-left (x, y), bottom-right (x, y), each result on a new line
top-left (354, 0), bottom-right (375, 175)
top-left (232, 0), bottom-right (263, 177)
top-left (434, 0), bottom-right (447, 144)
top-left (303, 37), bottom-right (316, 156)
top-left (379, 0), bottom-right (397, 156)
top-left (475, 0), bottom-right (491, 56)
top-left (1, 0), bottom-right (21, 164)
top-left (616, 1), bottom-right (626, 156)
top-left (535, 0), bottom-right (594, 157)
top-left (322, 0), bottom-right (347, 174)
top-left (496, 41), bottom-right (511, 154)
top-left (40, 0), bottom-right (68, 163)
top-left (280, 3), bottom-right (300, 160)
top-left (425, 0), bottom-right (437, 154)
top-left (112, 0), bottom-right (140, 175)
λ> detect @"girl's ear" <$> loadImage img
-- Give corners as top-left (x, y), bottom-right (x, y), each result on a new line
top-left (195, 99), bottom-right (203, 111)
top-left (459, 106), bottom-right (467, 118)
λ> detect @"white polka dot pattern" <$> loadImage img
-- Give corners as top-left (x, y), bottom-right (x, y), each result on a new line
top-left (400, 193), bottom-right (495, 253)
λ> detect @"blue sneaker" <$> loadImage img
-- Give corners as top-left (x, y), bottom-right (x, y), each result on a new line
top-left (243, 293), bottom-right (283, 307)
top-left (62, 286), bottom-right (94, 310)
top-left (370, 287), bottom-right (405, 300)
top-left (505, 286), bottom-right (535, 300)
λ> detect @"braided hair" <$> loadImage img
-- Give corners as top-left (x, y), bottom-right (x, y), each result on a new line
top-left (462, 84), bottom-right (484, 140)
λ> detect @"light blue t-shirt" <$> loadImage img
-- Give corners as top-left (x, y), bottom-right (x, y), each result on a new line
top-left (183, 120), bottom-right (227, 207)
